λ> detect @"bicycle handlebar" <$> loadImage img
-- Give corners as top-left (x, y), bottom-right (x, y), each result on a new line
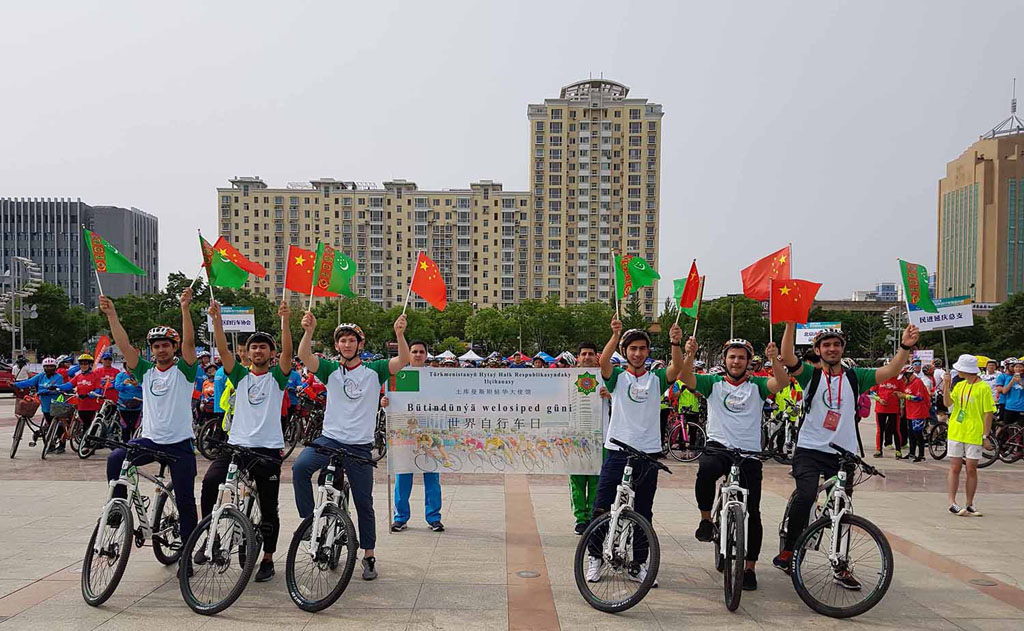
top-left (828, 442), bottom-right (886, 478)
top-left (206, 439), bottom-right (283, 466)
top-left (89, 436), bottom-right (180, 464)
top-left (609, 438), bottom-right (672, 474)
top-left (308, 442), bottom-right (381, 467)
top-left (703, 444), bottom-right (771, 462)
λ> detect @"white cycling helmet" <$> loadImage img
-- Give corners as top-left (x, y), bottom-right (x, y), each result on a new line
top-left (42, 357), bottom-right (58, 367)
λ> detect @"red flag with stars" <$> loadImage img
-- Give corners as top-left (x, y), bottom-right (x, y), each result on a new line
top-left (410, 252), bottom-right (447, 311)
top-left (770, 278), bottom-right (822, 324)
top-left (285, 245), bottom-right (337, 297)
top-left (211, 237), bottom-right (266, 277)
top-left (741, 245), bottom-right (791, 301)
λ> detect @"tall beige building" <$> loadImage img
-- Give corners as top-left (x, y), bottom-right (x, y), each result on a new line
top-left (528, 79), bottom-right (664, 318)
top-left (937, 92), bottom-right (1024, 302)
top-left (216, 78), bottom-right (663, 315)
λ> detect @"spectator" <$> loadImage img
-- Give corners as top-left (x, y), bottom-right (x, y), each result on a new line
top-left (997, 359), bottom-right (1024, 428)
top-left (872, 375), bottom-right (904, 459)
top-left (901, 367), bottom-right (931, 462)
top-left (943, 355), bottom-right (994, 517)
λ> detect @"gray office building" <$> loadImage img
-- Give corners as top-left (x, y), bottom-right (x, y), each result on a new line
top-left (0, 198), bottom-right (159, 305)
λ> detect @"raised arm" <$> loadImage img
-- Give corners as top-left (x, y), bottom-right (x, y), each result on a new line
top-left (764, 341), bottom-right (787, 394)
top-left (208, 300), bottom-right (235, 375)
top-left (179, 288), bottom-right (197, 366)
top-left (98, 295), bottom-right (139, 370)
top-left (278, 300), bottom-right (293, 376)
top-left (679, 336), bottom-right (698, 390)
top-left (600, 317), bottom-right (622, 380)
top-left (297, 311), bottom-right (320, 375)
top-left (942, 371), bottom-right (953, 409)
top-left (780, 321), bottom-right (802, 377)
top-left (665, 322), bottom-right (684, 383)
top-left (873, 325), bottom-right (919, 383)
top-left (388, 313), bottom-right (410, 376)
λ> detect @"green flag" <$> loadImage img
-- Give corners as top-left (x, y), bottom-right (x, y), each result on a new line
top-left (84, 228), bottom-right (145, 276)
top-left (312, 242), bottom-right (357, 297)
top-left (200, 235), bottom-right (248, 289)
top-left (392, 370), bottom-right (420, 392)
top-left (615, 254), bottom-right (660, 300)
top-left (898, 259), bottom-right (938, 313)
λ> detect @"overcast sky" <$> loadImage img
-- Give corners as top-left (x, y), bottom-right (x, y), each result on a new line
top-left (2, 1), bottom-right (1021, 305)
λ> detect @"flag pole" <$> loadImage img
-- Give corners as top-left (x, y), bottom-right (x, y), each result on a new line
top-left (941, 329), bottom-right (949, 368)
top-left (768, 279), bottom-right (774, 346)
top-left (189, 261), bottom-right (205, 289)
top-left (691, 276), bottom-right (705, 337)
top-left (613, 249), bottom-right (621, 320)
top-left (402, 252), bottom-right (418, 316)
top-left (191, 229), bottom-right (206, 289)
top-left (307, 241), bottom-right (319, 313)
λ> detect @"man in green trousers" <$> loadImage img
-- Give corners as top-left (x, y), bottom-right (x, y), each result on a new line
top-left (570, 342), bottom-right (609, 534)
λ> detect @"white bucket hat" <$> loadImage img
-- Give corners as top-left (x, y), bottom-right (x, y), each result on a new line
top-left (952, 354), bottom-right (980, 374)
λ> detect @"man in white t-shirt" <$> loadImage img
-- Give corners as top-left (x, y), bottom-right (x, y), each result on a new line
top-left (292, 311), bottom-right (411, 581)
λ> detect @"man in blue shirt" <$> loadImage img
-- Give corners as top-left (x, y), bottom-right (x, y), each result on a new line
top-left (15, 357), bottom-right (65, 447)
top-left (997, 360), bottom-right (1024, 426)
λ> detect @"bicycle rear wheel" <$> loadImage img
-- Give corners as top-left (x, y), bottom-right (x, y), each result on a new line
top-left (791, 513), bottom-right (893, 618)
top-left (667, 422), bottom-right (706, 463)
top-left (998, 426), bottom-right (1024, 464)
top-left (151, 490), bottom-right (182, 565)
top-left (285, 503), bottom-right (358, 612)
top-left (928, 423), bottom-right (947, 460)
top-left (978, 434), bottom-right (1000, 469)
top-left (281, 417), bottom-right (299, 460)
top-left (573, 508), bottom-right (659, 613)
top-left (78, 420), bottom-right (101, 459)
top-left (723, 504), bottom-right (745, 611)
top-left (769, 426), bottom-right (795, 465)
top-left (82, 501), bottom-right (134, 607)
top-left (10, 416), bottom-right (27, 459)
top-left (179, 507), bottom-right (257, 615)
top-left (197, 419), bottom-right (225, 461)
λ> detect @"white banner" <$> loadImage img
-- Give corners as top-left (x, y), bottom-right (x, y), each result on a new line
top-left (908, 296), bottom-right (974, 332)
top-left (207, 306), bottom-right (256, 333)
top-left (386, 367), bottom-right (606, 475)
top-left (796, 321), bottom-right (841, 345)
top-left (913, 349), bottom-right (935, 363)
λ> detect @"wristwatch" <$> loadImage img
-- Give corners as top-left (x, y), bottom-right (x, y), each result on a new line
top-left (670, 342), bottom-right (681, 347)
top-left (899, 343), bottom-right (913, 351)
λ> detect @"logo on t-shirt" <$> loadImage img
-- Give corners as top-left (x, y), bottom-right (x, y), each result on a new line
top-left (342, 376), bottom-right (365, 400)
top-left (627, 380), bottom-right (650, 403)
top-left (723, 387), bottom-right (752, 413)
top-left (247, 381), bottom-right (268, 406)
top-left (149, 375), bottom-right (171, 397)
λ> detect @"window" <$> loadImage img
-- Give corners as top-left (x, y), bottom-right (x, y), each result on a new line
top-left (630, 109), bottom-right (641, 120)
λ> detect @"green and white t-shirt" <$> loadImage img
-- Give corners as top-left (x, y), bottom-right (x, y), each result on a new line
top-left (315, 358), bottom-right (390, 445)
top-left (603, 366), bottom-right (668, 454)
top-left (227, 363), bottom-right (289, 449)
top-left (695, 374), bottom-right (771, 452)
top-left (132, 357), bottom-right (199, 445)
top-left (794, 363), bottom-right (877, 455)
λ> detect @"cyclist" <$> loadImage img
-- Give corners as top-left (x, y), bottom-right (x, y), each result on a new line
top-left (98, 289), bottom-right (200, 563)
top-left (585, 317), bottom-right (683, 585)
top-left (113, 370), bottom-right (143, 442)
top-left (774, 321), bottom-right (919, 582)
top-left (683, 336), bottom-right (788, 591)
top-left (57, 354), bottom-right (105, 454)
top-left (14, 357), bottom-right (65, 448)
top-left (95, 351), bottom-right (122, 403)
top-left (199, 300), bottom-right (292, 583)
top-left (900, 366), bottom-right (930, 462)
top-left (56, 355), bottom-right (74, 381)
top-left (996, 359), bottom-right (1024, 427)
top-left (569, 342), bottom-right (604, 535)
top-left (292, 312), bottom-right (411, 581)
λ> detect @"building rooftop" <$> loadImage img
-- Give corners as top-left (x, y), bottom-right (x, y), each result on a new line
top-left (559, 79), bottom-right (629, 101)
top-left (981, 79), bottom-right (1024, 139)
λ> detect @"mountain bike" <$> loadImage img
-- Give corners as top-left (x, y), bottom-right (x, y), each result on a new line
top-left (78, 400), bottom-right (123, 459)
top-left (705, 445), bottom-right (769, 611)
top-left (762, 402), bottom-right (801, 465)
top-left (285, 443), bottom-right (379, 612)
top-left (42, 397), bottom-right (84, 458)
top-left (574, 438), bottom-right (671, 613)
top-left (778, 442), bottom-right (892, 618)
top-left (665, 413), bottom-right (707, 463)
top-left (179, 442), bottom-right (281, 615)
top-left (81, 437), bottom-right (183, 606)
top-left (927, 419), bottom-right (947, 459)
top-left (10, 392), bottom-right (45, 459)
top-left (997, 423), bottom-right (1024, 464)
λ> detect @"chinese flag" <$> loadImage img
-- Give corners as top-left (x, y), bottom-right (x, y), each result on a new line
top-left (212, 237), bottom-right (266, 278)
top-left (285, 245), bottom-right (337, 297)
top-left (410, 252), bottom-right (447, 311)
top-left (741, 245), bottom-right (791, 301)
top-left (770, 278), bottom-right (822, 324)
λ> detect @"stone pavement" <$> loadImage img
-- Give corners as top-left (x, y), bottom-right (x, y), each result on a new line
top-left (0, 395), bottom-right (1022, 630)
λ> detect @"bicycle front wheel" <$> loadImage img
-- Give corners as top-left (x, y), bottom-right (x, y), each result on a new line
top-left (928, 424), bottom-right (947, 460)
top-left (78, 420), bottom-right (101, 459)
top-left (667, 422), bottom-right (706, 463)
top-left (10, 416), bottom-right (27, 459)
top-left (285, 503), bottom-right (358, 612)
top-left (573, 508), bottom-right (659, 613)
top-left (82, 501), bottom-right (134, 607)
top-left (724, 504), bottom-right (745, 611)
top-left (791, 513), bottom-right (893, 618)
top-left (179, 507), bottom-right (257, 615)
top-left (998, 426), bottom-right (1024, 464)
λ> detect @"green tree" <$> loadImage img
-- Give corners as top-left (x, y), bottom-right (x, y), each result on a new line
top-left (985, 292), bottom-right (1024, 357)
top-left (21, 283), bottom-right (90, 356)
top-left (567, 301), bottom-right (615, 350)
top-left (465, 308), bottom-right (517, 354)
top-left (435, 336), bottom-right (467, 356)
top-left (621, 293), bottom-right (647, 331)
top-left (429, 302), bottom-right (473, 342)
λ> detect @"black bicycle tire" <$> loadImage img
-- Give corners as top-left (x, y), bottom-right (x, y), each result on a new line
top-left (997, 426), bottom-right (1020, 463)
top-left (151, 490), bottom-right (182, 565)
top-left (179, 507), bottom-right (257, 615)
top-left (68, 418), bottom-right (83, 453)
top-left (285, 503), bottom-right (358, 612)
top-left (791, 513), bottom-right (893, 619)
top-left (1004, 427), bottom-right (1024, 464)
top-left (10, 416), bottom-right (27, 459)
top-left (572, 508), bottom-right (660, 613)
top-left (197, 418), bottom-right (224, 461)
top-left (667, 422), bottom-right (706, 463)
top-left (42, 417), bottom-right (63, 459)
top-left (281, 418), bottom-right (299, 460)
top-left (978, 434), bottom-right (1000, 469)
top-left (724, 504), bottom-right (745, 611)
top-left (81, 501), bottom-right (134, 607)
top-left (78, 420), bottom-right (101, 459)
top-left (928, 424), bottom-right (947, 460)
top-left (242, 493), bottom-right (263, 566)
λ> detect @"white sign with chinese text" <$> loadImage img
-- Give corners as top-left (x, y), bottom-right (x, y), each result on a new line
top-left (386, 367), bottom-right (606, 475)
top-left (908, 296), bottom-right (974, 332)
top-left (207, 306), bottom-right (256, 333)
top-left (796, 322), bottom-right (842, 345)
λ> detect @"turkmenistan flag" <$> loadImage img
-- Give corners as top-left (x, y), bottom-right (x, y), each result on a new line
top-left (615, 253), bottom-right (660, 300)
top-left (391, 370), bottom-right (420, 392)
top-left (312, 242), bottom-right (357, 297)
top-left (898, 259), bottom-right (938, 313)
top-left (200, 235), bottom-right (248, 288)
top-left (84, 228), bottom-right (145, 275)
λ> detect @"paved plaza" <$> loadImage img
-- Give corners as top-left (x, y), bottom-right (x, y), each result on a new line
top-left (0, 396), bottom-right (1022, 630)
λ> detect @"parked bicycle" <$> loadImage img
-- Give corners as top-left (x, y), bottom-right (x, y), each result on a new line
top-left (574, 438), bottom-right (671, 613)
top-left (762, 400), bottom-right (801, 465)
top-left (927, 421), bottom-right (1001, 467)
top-left (42, 396), bottom-right (84, 458)
top-left (10, 392), bottom-right (45, 459)
top-left (78, 399), bottom-right (123, 459)
top-left (664, 412), bottom-right (707, 463)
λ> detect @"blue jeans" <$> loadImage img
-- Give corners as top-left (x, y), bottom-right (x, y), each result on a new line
top-left (292, 436), bottom-right (376, 551)
top-left (106, 438), bottom-right (198, 545)
top-left (393, 472), bottom-right (441, 525)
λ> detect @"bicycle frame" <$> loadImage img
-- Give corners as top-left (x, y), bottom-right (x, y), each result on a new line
top-left (306, 460), bottom-right (345, 560)
top-left (94, 459), bottom-right (172, 555)
top-left (601, 462), bottom-right (637, 563)
top-left (712, 463), bottom-right (749, 558)
top-left (205, 459), bottom-right (258, 558)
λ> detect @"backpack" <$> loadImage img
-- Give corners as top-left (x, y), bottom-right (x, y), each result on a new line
top-left (801, 366), bottom-right (866, 457)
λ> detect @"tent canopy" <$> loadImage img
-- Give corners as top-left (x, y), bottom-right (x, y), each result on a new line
top-left (436, 350), bottom-right (457, 359)
top-left (534, 352), bottom-right (555, 363)
top-left (459, 349), bottom-right (483, 362)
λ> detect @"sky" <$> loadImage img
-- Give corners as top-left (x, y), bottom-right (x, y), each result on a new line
top-left (2, 0), bottom-right (1022, 306)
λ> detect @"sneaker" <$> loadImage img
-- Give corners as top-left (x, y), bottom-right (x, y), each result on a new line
top-left (627, 562), bottom-right (658, 588)
top-left (772, 551), bottom-right (792, 574)
top-left (949, 504), bottom-right (967, 516)
top-left (913, 456), bottom-right (924, 462)
top-left (361, 556), bottom-right (378, 581)
top-left (694, 519), bottom-right (715, 542)
top-left (833, 570), bottom-right (862, 590)
top-left (390, 521), bottom-right (407, 533)
top-left (895, 450), bottom-right (903, 460)
top-left (873, 451), bottom-right (883, 458)
top-left (964, 505), bottom-right (984, 517)
top-left (429, 521), bottom-right (445, 532)
top-left (585, 555), bottom-right (603, 582)
top-left (254, 560), bottom-right (275, 582)
top-left (574, 522), bottom-right (587, 536)
top-left (742, 568), bottom-right (757, 591)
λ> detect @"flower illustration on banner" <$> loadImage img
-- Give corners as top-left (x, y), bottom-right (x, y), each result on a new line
top-left (575, 372), bottom-right (598, 395)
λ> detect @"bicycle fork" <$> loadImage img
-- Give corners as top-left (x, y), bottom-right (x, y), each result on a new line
top-left (717, 467), bottom-right (749, 559)
top-left (602, 466), bottom-right (636, 563)
top-left (307, 464), bottom-right (341, 560)
top-left (205, 462), bottom-right (241, 559)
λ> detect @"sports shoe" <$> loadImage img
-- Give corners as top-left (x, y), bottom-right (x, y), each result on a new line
top-left (895, 450), bottom-right (903, 460)
top-left (949, 504), bottom-right (967, 516)
top-left (873, 451), bottom-right (883, 458)
top-left (913, 456), bottom-right (924, 462)
top-left (964, 505), bottom-right (984, 517)
top-left (390, 521), bottom-right (407, 532)
top-left (772, 551), bottom-right (792, 574)
top-left (694, 519), bottom-right (715, 542)
top-left (254, 560), bottom-right (275, 582)
top-left (742, 568), bottom-right (757, 591)
top-left (193, 547), bottom-right (208, 565)
top-left (574, 522), bottom-right (587, 535)
top-left (429, 521), bottom-right (445, 532)
top-left (834, 570), bottom-right (862, 590)
top-left (627, 562), bottom-right (658, 587)
top-left (361, 556), bottom-right (378, 581)
top-left (585, 556), bottom-right (603, 582)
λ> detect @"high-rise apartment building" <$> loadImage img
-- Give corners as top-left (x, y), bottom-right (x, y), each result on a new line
top-left (0, 198), bottom-right (159, 304)
top-left (938, 92), bottom-right (1024, 302)
top-left (216, 78), bottom-right (663, 315)
top-left (527, 79), bottom-right (663, 318)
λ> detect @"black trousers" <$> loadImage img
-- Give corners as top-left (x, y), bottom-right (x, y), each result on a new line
top-left (119, 409), bottom-right (141, 442)
top-left (695, 442), bottom-right (764, 561)
top-left (200, 448), bottom-right (282, 554)
top-left (588, 448), bottom-right (660, 563)
top-left (783, 448), bottom-right (854, 551)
